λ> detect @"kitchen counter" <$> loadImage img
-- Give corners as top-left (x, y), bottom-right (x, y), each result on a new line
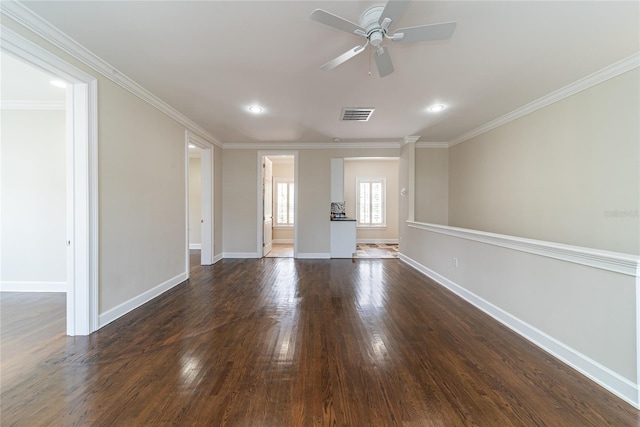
top-left (330, 219), bottom-right (356, 258)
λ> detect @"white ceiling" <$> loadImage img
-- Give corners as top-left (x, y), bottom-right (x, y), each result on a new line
top-left (19, 1), bottom-right (640, 145)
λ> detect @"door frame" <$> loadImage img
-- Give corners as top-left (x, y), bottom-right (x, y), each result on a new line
top-left (262, 156), bottom-right (273, 257)
top-left (185, 131), bottom-right (215, 273)
top-left (1, 25), bottom-right (99, 335)
top-left (256, 151), bottom-right (298, 258)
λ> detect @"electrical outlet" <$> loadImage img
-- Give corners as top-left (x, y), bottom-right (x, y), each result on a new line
top-left (453, 257), bottom-right (458, 268)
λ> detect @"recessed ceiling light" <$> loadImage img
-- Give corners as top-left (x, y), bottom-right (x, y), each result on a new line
top-left (428, 104), bottom-right (446, 113)
top-left (50, 80), bottom-right (67, 88)
top-left (333, 138), bottom-right (341, 142)
top-left (188, 144), bottom-right (196, 148)
top-left (248, 105), bottom-right (263, 114)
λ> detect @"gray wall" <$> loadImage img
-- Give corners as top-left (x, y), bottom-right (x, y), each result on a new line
top-left (448, 69), bottom-right (639, 254)
top-left (415, 148), bottom-right (448, 225)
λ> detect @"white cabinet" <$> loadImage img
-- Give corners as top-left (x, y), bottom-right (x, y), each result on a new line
top-left (330, 158), bottom-right (344, 202)
top-left (330, 220), bottom-right (356, 258)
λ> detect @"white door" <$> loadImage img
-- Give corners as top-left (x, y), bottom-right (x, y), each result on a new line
top-left (262, 157), bottom-right (273, 256)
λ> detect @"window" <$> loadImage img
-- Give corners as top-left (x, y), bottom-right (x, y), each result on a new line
top-left (274, 177), bottom-right (294, 227)
top-left (356, 177), bottom-right (386, 227)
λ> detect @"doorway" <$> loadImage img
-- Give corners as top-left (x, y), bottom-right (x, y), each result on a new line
top-left (344, 157), bottom-right (400, 259)
top-left (1, 26), bottom-right (99, 335)
top-left (1, 54), bottom-right (67, 339)
top-left (185, 131), bottom-right (214, 275)
top-left (257, 152), bottom-right (297, 258)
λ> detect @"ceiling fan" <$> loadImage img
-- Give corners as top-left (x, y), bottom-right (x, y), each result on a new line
top-left (310, 0), bottom-right (457, 77)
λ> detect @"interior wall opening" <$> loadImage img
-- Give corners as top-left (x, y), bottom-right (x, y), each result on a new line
top-left (344, 157), bottom-right (400, 259)
top-left (185, 131), bottom-right (214, 273)
top-left (0, 52), bottom-right (68, 335)
top-left (258, 153), bottom-right (297, 258)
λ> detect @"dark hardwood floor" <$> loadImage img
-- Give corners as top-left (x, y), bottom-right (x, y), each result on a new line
top-left (1, 253), bottom-right (638, 426)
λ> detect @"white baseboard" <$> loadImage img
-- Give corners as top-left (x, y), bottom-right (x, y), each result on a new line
top-left (212, 253), bottom-right (223, 264)
top-left (357, 239), bottom-right (399, 244)
top-left (399, 253), bottom-right (639, 409)
top-left (98, 272), bottom-right (187, 328)
top-left (189, 243), bottom-right (202, 250)
top-left (272, 239), bottom-right (294, 244)
top-left (0, 281), bottom-right (67, 292)
top-left (296, 253), bottom-right (331, 259)
top-left (222, 252), bottom-right (260, 259)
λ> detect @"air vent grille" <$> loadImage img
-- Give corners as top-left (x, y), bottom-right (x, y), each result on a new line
top-left (341, 108), bottom-right (375, 121)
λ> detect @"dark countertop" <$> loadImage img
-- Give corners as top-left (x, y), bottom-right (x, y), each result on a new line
top-left (331, 217), bottom-right (356, 221)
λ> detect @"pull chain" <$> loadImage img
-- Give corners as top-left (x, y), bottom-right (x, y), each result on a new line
top-left (368, 45), bottom-right (372, 76)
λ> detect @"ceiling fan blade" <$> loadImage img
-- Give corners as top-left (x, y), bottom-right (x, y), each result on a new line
top-left (310, 9), bottom-right (365, 36)
top-left (321, 44), bottom-right (367, 71)
top-left (374, 47), bottom-right (394, 77)
top-left (392, 21), bottom-right (457, 43)
top-left (379, 0), bottom-right (410, 30)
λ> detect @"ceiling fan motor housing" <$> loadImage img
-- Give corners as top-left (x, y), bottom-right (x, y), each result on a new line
top-left (360, 6), bottom-right (385, 46)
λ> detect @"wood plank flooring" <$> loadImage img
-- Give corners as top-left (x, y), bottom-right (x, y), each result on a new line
top-left (1, 254), bottom-right (638, 426)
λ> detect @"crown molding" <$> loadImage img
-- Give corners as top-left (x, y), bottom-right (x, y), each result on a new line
top-left (223, 141), bottom-right (402, 150)
top-left (1, 0), bottom-right (222, 148)
top-left (0, 100), bottom-right (65, 110)
top-left (448, 52), bottom-right (640, 147)
top-left (416, 142), bottom-right (449, 149)
top-left (403, 135), bottom-right (420, 145)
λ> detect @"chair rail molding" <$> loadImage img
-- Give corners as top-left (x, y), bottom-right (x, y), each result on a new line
top-left (407, 221), bottom-right (639, 276)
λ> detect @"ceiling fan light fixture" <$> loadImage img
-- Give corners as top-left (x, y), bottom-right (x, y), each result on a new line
top-left (248, 105), bottom-right (264, 114)
top-left (428, 104), bottom-right (446, 113)
top-left (310, 1), bottom-right (457, 78)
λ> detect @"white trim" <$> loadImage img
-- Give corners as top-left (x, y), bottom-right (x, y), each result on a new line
top-left (0, 100), bottom-right (65, 110)
top-left (415, 142), bottom-right (448, 149)
top-left (212, 253), bottom-right (223, 264)
top-left (356, 176), bottom-right (387, 228)
top-left (403, 136), bottom-right (420, 145)
top-left (2, 1), bottom-right (221, 148)
top-left (98, 272), bottom-right (187, 328)
top-left (0, 281), bottom-right (67, 292)
top-left (273, 176), bottom-right (294, 227)
top-left (87, 80), bottom-right (99, 335)
top-left (448, 53), bottom-right (640, 147)
top-left (184, 141), bottom-right (190, 277)
top-left (272, 239), bottom-right (294, 244)
top-left (356, 239), bottom-right (398, 244)
top-left (222, 252), bottom-right (260, 259)
top-left (296, 253), bottom-right (331, 259)
top-left (189, 243), bottom-right (202, 250)
top-left (407, 221), bottom-right (639, 277)
top-left (398, 253), bottom-right (639, 409)
top-left (637, 262), bottom-right (640, 406)
top-left (227, 141), bottom-right (401, 150)
top-left (344, 156), bottom-right (400, 161)
top-left (1, 25), bottom-right (100, 336)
